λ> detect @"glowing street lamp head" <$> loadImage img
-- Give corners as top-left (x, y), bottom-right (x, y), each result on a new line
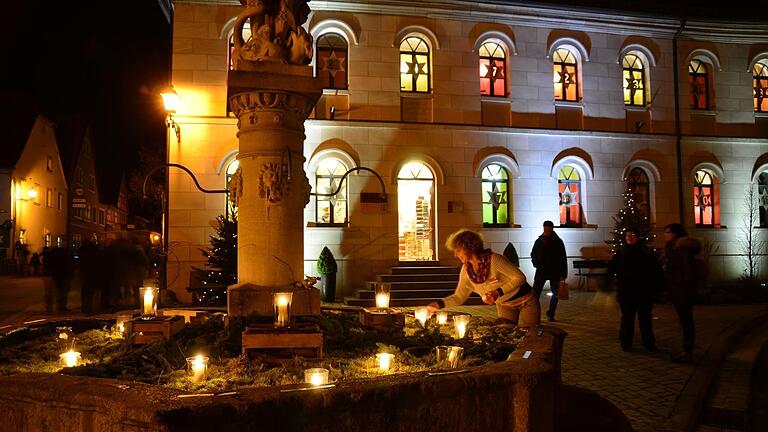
top-left (26, 189), bottom-right (38, 200)
top-left (161, 88), bottom-right (180, 113)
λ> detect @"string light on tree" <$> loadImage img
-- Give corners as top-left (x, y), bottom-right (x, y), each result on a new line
top-left (606, 187), bottom-right (654, 254)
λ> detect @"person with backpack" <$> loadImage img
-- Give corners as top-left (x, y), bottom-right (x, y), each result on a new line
top-left (608, 228), bottom-right (664, 353)
top-left (663, 223), bottom-right (702, 364)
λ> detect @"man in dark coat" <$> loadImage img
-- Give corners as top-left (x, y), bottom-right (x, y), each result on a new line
top-left (663, 223), bottom-right (702, 364)
top-left (608, 228), bottom-right (663, 352)
top-left (47, 247), bottom-right (75, 313)
top-left (530, 220), bottom-right (568, 321)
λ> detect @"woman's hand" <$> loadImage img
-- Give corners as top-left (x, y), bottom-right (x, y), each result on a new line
top-left (482, 290), bottom-right (499, 305)
top-left (426, 302), bottom-right (440, 315)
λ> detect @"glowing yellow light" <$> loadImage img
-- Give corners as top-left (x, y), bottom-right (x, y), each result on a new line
top-left (161, 89), bottom-right (179, 113)
top-left (60, 350), bottom-right (81, 368)
top-left (187, 354), bottom-right (209, 383)
top-left (304, 368), bottom-right (329, 386)
top-left (414, 307), bottom-right (428, 326)
top-left (376, 352), bottom-right (394, 371)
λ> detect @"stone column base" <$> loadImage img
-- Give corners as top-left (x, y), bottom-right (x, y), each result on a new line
top-left (228, 283), bottom-right (320, 317)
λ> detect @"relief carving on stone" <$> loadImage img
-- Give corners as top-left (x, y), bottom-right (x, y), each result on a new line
top-left (259, 162), bottom-right (286, 203)
top-left (228, 167), bottom-right (243, 207)
top-left (232, 0), bottom-right (313, 67)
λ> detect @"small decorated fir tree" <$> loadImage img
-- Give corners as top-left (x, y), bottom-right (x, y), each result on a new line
top-left (606, 187), bottom-right (654, 254)
top-left (195, 214), bottom-right (237, 305)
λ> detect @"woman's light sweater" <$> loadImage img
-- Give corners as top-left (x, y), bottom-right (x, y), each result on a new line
top-left (441, 253), bottom-right (527, 307)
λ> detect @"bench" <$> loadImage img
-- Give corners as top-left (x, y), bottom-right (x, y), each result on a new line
top-left (573, 259), bottom-right (611, 291)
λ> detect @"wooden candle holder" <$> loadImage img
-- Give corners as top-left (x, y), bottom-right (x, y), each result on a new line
top-left (128, 315), bottom-right (185, 345)
top-left (359, 307), bottom-right (405, 331)
top-left (242, 323), bottom-right (323, 359)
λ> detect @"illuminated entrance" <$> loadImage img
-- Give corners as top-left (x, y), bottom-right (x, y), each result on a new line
top-left (397, 162), bottom-right (436, 261)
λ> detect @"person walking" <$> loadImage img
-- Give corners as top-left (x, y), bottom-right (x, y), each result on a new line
top-left (427, 229), bottom-right (540, 327)
top-left (608, 228), bottom-right (663, 352)
top-left (30, 252), bottom-right (41, 276)
top-left (530, 220), bottom-right (568, 321)
top-left (663, 223), bottom-right (702, 364)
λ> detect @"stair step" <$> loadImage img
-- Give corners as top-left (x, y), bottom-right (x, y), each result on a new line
top-left (346, 296), bottom-right (485, 308)
top-left (358, 289), bottom-right (473, 299)
top-left (379, 274), bottom-right (460, 283)
top-left (391, 266), bottom-right (460, 275)
top-left (366, 281), bottom-right (457, 290)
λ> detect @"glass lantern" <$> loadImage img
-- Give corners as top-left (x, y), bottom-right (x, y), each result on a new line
top-left (139, 286), bottom-right (159, 319)
top-left (273, 291), bottom-right (293, 328)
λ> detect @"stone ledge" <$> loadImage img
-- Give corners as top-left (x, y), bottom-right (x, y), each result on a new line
top-left (0, 327), bottom-right (566, 432)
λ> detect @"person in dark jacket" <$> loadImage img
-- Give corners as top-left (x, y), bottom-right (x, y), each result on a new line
top-left (47, 247), bottom-right (75, 313)
top-left (608, 228), bottom-right (663, 353)
top-left (663, 223), bottom-right (702, 364)
top-left (530, 220), bottom-right (568, 321)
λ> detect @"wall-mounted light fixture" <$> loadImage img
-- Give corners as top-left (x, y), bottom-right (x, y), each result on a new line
top-left (161, 87), bottom-right (181, 143)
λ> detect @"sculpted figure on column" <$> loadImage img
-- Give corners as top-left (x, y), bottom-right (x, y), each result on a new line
top-left (232, 0), bottom-right (313, 67)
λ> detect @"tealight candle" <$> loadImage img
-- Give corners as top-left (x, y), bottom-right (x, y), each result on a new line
top-left (414, 307), bottom-right (428, 326)
top-left (436, 311), bottom-right (448, 325)
top-left (59, 350), bottom-right (81, 368)
top-left (139, 286), bottom-right (159, 318)
top-left (273, 292), bottom-right (293, 328)
top-left (446, 346), bottom-right (464, 368)
top-left (374, 283), bottom-right (391, 310)
top-left (115, 312), bottom-right (134, 337)
top-left (376, 352), bottom-right (394, 371)
top-left (453, 314), bottom-right (471, 338)
top-left (186, 354), bottom-right (209, 383)
top-left (304, 368), bottom-right (329, 386)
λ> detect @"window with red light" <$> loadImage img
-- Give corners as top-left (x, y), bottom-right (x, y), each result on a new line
top-left (479, 41), bottom-right (506, 97)
top-left (689, 60), bottom-right (710, 110)
top-left (693, 170), bottom-right (714, 227)
top-left (753, 59), bottom-right (768, 112)
top-left (316, 33), bottom-right (348, 90)
top-left (558, 166), bottom-right (582, 226)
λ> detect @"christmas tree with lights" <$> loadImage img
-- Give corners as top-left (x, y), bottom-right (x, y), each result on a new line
top-left (194, 214), bottom-right (237, 305)
top-left (606, 187), bottom-right (654, 254)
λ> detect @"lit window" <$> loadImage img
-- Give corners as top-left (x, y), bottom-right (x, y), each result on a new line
top-left (479, 41), bottom-right (506, 97)
top-left (482, 164), bottom-right (509, 226)
top-left (757, 172), bottom-right (768, 227)
top-left (315, 158), bottom-right (348, 225)
top-left (57, 193), bottom-right (63, 211)
top-left (553, 48), bottom-right (579, 102)
top-left (46, 156), bottom-right (54, 172)
top-left (228, 20), bottom-right (252, 70)
top-left (558, 166), bottom-right (582, 226)
top-left (626, 167), bottom-right (650, 220)
top-left (754, 60), bottom-right (768, 112)
top-left (400, 37), bottom-right (430, 93)
top-left (316, 33), bottom-right (348, 90)
top-left (46, 188), bottom-right (53, 208)
top-left (622, 54), bottom-right (646, 106)
top-left (689, 60), bottom-right (710, 110)
top-left (693, 170), bottom-right (715, 227)
top-left (225, 159), bottom-right (239, 219)
top-left (397, 162), bottom-right (435, 262)
top-left (44, 233), bottom-right (51, 248)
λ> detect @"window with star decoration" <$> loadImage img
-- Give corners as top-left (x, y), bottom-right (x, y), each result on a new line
top-left (558, 166), bottom-right (582, 226)
top-left (316, 158), bottom-right (348, 225)
top-left (693, 170), bottom-right (715, 227)
top-left (400, 37), bottom-right (430, 93)
top-left (753, 59), bottom-right (768, 112)
top-left (479, 41), bottom-right (506, 97)
top-left (553, 48), bottom-right (579, 102)
top-left (482, 164), bottom-right (510, 227)
top-left (689, 59), bottom-right (710, 110)
top-left (316, 33), bottom-right (348, 90)
top-left (622, 54), bottom-right (646, 106)
top-left (758, 172), bottom-right (768, 227)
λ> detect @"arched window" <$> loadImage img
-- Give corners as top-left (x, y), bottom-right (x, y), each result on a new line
top-left (316, 33), bottom-right (348, 90)
top-left (400, 37), bottom-right (430, 93)
top-left (225, 159), bottom-right (239, 219)
top-left (689, 59), bottom-right (710, 110)
top-left (626, 167), bottom-right (650, 220)
top-left (228, 20), bottom-right (252, 70)
top-left (758, 172), bottom-right (768, 227)
top-left (479, 41), bottom-right (506, 97)
top-left (553, 48), bottom-right (579, 102)
top-left (558, 166), bottom-right (582, 226)
top-left (693, 169), bottom-right (715, 227)
top-left (315, 158), bottom-right (348, 225)
top-left (754, 59), bottom-right (768, 113)
top-left (622, 54), bottom-right (646, 106)
top-left (482, 164), bottom-right (509, 227)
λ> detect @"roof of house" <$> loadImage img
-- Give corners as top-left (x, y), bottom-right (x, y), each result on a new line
top-left (51, 113), bottom-right (91, 182)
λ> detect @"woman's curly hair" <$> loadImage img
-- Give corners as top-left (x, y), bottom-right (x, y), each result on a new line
top-left (445, 229), bottom-right (485, 256)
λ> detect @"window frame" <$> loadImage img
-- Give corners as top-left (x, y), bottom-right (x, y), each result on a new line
top-left (693, 169), bottom-right (715, 227)
top-left (558, 165), bottom-right (583, 227)
top-left (754, 59), bottom-right (768, 113)
top-left (622, 54), bottom-right (646, 106)
top-left (478, 41), bottom-right (507, 98)
top-left (315, 157), bottom-right (349, 226)
top-left (626, 167), bottom-right (651, 220)
top-left (757, 172), bottom-right (768, 227)
top-left (553, 47), bottom-right (580, 102)
top-left (689, 59), bottom-right (710, 110)
top-left (481, 163), bottom-right (510, 227)
top-left (315, 32), bottom-right (349, 90)
top-left (399, 36), bottom-right (431, 94)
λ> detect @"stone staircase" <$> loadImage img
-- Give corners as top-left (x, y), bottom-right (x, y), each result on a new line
top-left (346, 262), bottom-right (484, 307)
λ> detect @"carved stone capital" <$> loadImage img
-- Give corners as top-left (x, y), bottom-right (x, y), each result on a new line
top-left (229, 90), bottom-right (316, 132)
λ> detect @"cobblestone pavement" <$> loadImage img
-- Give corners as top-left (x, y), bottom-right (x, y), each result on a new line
top-left (442, 290), bottom-right (768, 432)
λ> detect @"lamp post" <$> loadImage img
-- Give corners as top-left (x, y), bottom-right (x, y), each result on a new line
top-left (159, 88), bottom-right (179, 292)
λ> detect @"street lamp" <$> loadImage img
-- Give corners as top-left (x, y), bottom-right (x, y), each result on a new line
top-left (158, 86), bottom-right (180, 292)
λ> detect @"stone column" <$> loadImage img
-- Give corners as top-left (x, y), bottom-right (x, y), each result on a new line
top-left (226, 0), bottom-right (322, 317)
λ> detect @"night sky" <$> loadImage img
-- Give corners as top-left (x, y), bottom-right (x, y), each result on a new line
top-left (2, 0), bottom-right (170, 201)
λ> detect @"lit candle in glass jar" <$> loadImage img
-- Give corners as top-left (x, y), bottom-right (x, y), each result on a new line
top-left (304, 368), bottom-right (329, 386)
top-left (436, 311), bottom-right (448, 325)
top-left (139, 286), bottom-right (158, 318)
top-left (374, 283), bottom-right (391, 310)
top-left (187, 354), bottom-right (209, 383)
top-left (453, 314), bottom-right (471, 338)
top-left (376, 352), bottom-right (394, 371)
top-left (273, 292), bottom-right (293, 328)
top-left (414, 307), bottom-right (428, 326)
top-left (59, 350), bottom-right (81, 368)
top-left (446, 346), bottom-right (464, 368)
